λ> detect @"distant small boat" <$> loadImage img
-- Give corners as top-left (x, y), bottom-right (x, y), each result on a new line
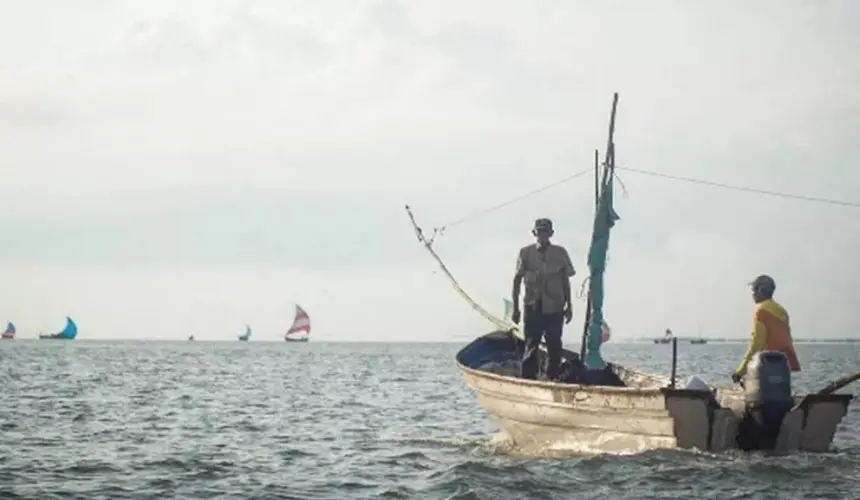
top-left (504, 298), bottom-right (611, 343)
top-left (285, 304), bottom-right (310, 342)
top-left (238, 324), bottom-right (251, 342)
top-left (188, 334), bottom-right (195, 341)
top-left (654, 328), bottom-right (674, 344)
top-left (690, 338), bottom-right (708, 345)
top-left (39, 316), bottom-right (78, 340)
top-left (1, 321), bottom-right (16, 340)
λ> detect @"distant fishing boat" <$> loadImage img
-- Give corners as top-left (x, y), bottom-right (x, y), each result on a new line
top-left (1, 321), bottom-right (16, 340)
top-left (503, 298), bottom-right (611, 343)
top-left (654, 328), bottom-right (673, 344)
top-left (238, 324), bottom-right (252, 342)
top-left (39, 316), bottom-right (77, 340)
top-left (285, 305), bottom-right (310, 342)
top-left (690, 325), bottom-right (707, 344)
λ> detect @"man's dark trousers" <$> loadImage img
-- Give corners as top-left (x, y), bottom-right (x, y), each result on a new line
top-left (521, 300), bottom-right (564, 380)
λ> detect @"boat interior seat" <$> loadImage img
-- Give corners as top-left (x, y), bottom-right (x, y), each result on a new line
top-left (460, 330), bottom-right (627, 387)
top-left (557, 351), bottom-right (626, 387)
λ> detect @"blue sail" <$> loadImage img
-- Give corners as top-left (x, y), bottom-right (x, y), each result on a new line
top-left (245, 324), bottom-right (252, 339)
top-left (4, 321), bottom-right (14, 334)
top-left (59, 316), bottom-right (78, 339)
top-left (584, 161), bottom-right (620, 370)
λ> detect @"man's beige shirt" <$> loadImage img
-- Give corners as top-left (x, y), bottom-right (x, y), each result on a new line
top-left (515, 243), bottom-right (576, 314)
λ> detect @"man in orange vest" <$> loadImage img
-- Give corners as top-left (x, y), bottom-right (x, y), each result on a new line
top-left (732, 274), bottom-right (801, 384)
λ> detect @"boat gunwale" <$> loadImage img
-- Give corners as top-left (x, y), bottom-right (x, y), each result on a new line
top-left (794, 393), bottom-right (854, 407)
top-left (457, 361), bottom-right (668, 396)
top-left (460, 362), bottom-right (856, 403)
top-left (471, 384), bottom-right (675, 419)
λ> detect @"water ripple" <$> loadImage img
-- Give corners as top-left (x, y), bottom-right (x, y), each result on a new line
top-left (0, 341), bottom-right (858, 499)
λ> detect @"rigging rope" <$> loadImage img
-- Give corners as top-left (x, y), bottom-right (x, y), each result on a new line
top-left (433, 167), bottom-right (594, 233)
top-left (429, 165), bottom-right (860, 235)
top-left (617, 167), bottom-right (860, 208)
top-left (407, 165), bottom-right (860, 342)
top-left (405, 205), bottom-right (520, 337)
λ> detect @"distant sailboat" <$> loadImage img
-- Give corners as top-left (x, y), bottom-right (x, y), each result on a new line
top-left (600, 319), bottom-right (612, 344)
top-left (503, 298), bottom-right (514, 321)
top-left (39, 316), bottom-right (78, 340)
top-left (1, 321), bottom-right (16, 340)
top-left (238, 324), bottom-right (251, 342)
top-left (654, 328), bottom-right (673, 344)
top-left (503, 298), bottom-right (611, 343)
top-left (285, 305), bottom-right (310, 342)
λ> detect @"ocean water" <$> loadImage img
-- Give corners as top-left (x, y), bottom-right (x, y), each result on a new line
top-left (1, 340), bottom-right (858, 499)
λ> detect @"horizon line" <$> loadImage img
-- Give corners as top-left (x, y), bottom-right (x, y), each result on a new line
top-left (4, 337), bottom-right (860, 343)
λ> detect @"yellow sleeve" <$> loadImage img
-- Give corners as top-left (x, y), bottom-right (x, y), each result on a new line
top-left (735, 311), bottom-right (767, 376)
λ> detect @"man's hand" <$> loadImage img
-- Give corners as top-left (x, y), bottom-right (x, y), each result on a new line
top-left (563, 304), bottom-right (573, 324)
top-left (731, 372), bottom-right (743, 385)
top-left (511, 305), bottom-right (521, 324)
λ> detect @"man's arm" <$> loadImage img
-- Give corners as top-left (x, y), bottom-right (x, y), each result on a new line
top-left (512, 249), bottom-right (524, 307)
top-left (562, 277), bottom-right (571, 311)
top-left (561, 248), bottom-right (576, 309)
top-left (735, 309), bottom-right (767, 376)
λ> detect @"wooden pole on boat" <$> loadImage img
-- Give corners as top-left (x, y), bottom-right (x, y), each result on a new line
top-left (791, 370), bottom-right (860, 410)
top-left (670, 336), bottom-right (678, 388)
top-left (580, 149), bottom-right (601, 360)
top-left (815, 371), bottom-right (860, 395)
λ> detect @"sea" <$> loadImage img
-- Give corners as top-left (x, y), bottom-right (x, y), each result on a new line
top-left (1, 340), bottom-right (858, 499)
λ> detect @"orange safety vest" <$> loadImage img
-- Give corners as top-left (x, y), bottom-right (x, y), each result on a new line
top-left (755, 299), bottom-right (801, 372)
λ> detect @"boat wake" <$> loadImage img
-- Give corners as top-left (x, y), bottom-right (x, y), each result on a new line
top-left (487, 431), bottom-right (670, 458)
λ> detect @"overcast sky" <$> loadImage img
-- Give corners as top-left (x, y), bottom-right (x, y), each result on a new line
top-left (1, 0), bottom-right (858, 341)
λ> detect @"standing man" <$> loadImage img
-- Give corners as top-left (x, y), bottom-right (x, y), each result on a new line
top-left (732, 274), bottom-right (801, 384)
top-left (511, 218), bottom-right (576, 380)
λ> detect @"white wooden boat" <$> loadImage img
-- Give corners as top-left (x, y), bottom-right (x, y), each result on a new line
top-left (455, 330), bottom-right (852, 455)
top-left (406, 93), bottom-right (855, 455)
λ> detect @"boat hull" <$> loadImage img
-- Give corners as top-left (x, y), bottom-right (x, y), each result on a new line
top-left (285, 337), bottom-right (309, 342)
top-left (457, 330), bottom-right (852, 455)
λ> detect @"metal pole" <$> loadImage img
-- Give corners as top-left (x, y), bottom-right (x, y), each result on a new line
top-left (670, 337), bottom-right (678, 389)
top-left (580, 149), bottom-right (601, 361)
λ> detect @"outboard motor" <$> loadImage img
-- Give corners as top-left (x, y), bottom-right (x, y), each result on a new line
top-left (736, 351), bottom-right (794, 451)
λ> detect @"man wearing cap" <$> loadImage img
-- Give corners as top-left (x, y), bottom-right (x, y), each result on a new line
top-left (732, 274), bottom-right (801, 384)
top-left (511, 218), bottom-right (576, 380)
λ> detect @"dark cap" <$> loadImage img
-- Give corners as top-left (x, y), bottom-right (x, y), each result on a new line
top-left (750, 275), bottom-right (776, 290)
top-left (533, 218), bottom-right (553, 231)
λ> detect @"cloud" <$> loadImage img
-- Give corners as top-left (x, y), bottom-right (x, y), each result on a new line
top-left (1, 0), bottom-right (859, 340)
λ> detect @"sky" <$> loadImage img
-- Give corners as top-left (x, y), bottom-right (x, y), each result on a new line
top-left (1, 0), bottom-right (859, 341)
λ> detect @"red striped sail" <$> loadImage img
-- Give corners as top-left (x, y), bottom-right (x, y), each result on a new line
top-left (600, 319), bottom-right (611, 344)
top-left (285, 305), bottom-right (310, 339)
